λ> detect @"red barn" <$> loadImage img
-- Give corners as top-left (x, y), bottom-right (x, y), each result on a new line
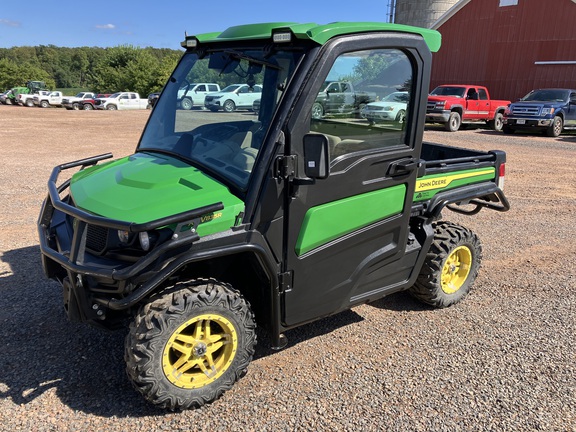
top-left (430, 0), bottom-right (576, 101)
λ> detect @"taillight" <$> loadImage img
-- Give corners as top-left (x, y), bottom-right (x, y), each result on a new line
top-left (498, 163), bottom-right (506, 189)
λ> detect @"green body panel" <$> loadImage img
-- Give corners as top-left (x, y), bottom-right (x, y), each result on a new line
top-left (193, 22), bottom-right (441, 53)
top-left (70, 152), bottom-right (244, 236)
top-left (413, 168), bottom-right (496, 202)
top-left (295, 184), bottom-right (407, 256)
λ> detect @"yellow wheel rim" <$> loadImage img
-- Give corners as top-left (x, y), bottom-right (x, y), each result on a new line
top-left (162, 314), bottom-right (238, 389)
top-left (441, 245), bottom-right (472, 294)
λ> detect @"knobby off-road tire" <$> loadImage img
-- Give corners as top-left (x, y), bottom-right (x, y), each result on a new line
top-left (125, 279), bottom-right (257, 410)
top-left (409, 221), bottom-right (482, 308)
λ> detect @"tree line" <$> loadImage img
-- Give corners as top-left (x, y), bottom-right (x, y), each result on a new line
top-left (0, 45), bottom-right (182, 97)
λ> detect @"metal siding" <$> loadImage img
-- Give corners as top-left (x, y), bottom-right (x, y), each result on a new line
top-left (430, 0), bottom-right (576, 100)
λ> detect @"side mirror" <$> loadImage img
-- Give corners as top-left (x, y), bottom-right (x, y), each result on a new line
top-left (303, 134), bottom-right (330, 179)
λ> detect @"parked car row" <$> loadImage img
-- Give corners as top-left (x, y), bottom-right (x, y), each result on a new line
top-left (425, 84), bottom-right (576, 136)
top-left (0, 90), bottom-right (145, 110)
top-left (358, 84), bottom-right (576, 137)
top-left (153, 82), bottom-right (261, 113)
top-left (3, 82), bottom-right (576, 136)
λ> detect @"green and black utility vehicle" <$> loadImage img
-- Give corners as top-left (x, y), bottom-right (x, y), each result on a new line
top-left (38, 22), bottom-right (509, 410)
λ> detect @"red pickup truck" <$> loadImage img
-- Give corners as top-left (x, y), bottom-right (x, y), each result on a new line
top-left (426, 85), bottom-right (511, 132)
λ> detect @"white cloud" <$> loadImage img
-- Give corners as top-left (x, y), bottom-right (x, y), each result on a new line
top-left (0, 19), bottom-right (21, 28)
top-left (95, 24), bottom-right (116, 30)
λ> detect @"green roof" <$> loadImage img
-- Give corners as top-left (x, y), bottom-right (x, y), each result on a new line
top-left (192, 22), bottom-right (442, 53)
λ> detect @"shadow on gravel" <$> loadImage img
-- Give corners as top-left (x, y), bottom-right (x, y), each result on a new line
top-left (0, 246), bottom-right (177, 417)
top-left (0, 245), bottom-right (427, 418)
top-left (369, 291), bottom-right (430, 312)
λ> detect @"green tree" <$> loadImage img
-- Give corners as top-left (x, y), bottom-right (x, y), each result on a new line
top-left (0, 58), bottom-right (55, 90)
top-left (0, 58), bottom-right (20, 90)
top-left (352, 53), bottom-right (393, 82)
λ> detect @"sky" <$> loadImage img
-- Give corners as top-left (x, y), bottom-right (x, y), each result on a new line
top-left (0, 0), bottom-right (394, 50)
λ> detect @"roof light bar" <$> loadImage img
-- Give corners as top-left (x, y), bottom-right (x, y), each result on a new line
top-left (180, 38), bottom-right (198, 48)
top-left (272, 32), bottom-right (292, 43)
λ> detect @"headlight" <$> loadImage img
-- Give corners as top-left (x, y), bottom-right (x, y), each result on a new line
top-left (541, 107), bottom-right (555, 115)
top-left (139, 231), bottom-right (151, 251)
top-left (118, 230), bottom-right (130, 243)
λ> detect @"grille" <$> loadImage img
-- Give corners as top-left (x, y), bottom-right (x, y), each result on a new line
top-left (511, 105), bottom-right (540, 116)
top-left (86, 224), bottom-right (109, 254)
top-left (426, 101), bottom-right (435, 110)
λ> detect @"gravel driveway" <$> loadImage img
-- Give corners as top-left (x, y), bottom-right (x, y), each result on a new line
top-left (0, 106), bottom-right (574, 431)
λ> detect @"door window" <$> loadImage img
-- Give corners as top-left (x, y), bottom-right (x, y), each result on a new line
top-left (308, 48), bottom-right (414, 161)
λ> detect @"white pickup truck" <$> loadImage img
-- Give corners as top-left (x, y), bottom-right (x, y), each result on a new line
top-left (18, 91), bottom-right (51, 107)
top-left (62, 92), bottom-right (96, 110)
top-left (178, 83), bottom-right (220, 110)
top-left (34, 91), bottom-right (67, 108)
top-left (94, 92), bottom-right (148, 110)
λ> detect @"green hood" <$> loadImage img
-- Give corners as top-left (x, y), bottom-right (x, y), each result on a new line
top-left (70, 152), bottom-right (245, 236)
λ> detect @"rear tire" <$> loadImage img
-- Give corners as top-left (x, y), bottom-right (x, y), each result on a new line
top-left (125, 279), bottom-right (257, 410)
top-left (409, 221), bottom-right (482, 308)
top-left (83, 103), bottom-right (94, 110)
top-left (445, 112), bottom-right (461, 132)
top-left (488, 112), bottom-right (504, 131)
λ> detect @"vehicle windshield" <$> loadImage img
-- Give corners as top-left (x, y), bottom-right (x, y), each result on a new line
top-left (139, 48), bottom-right (302, 191)
top-left (430, 86), bottom-right (466, 97)
top-left (521, 89), bottom-right (569, 102)
top-left (382, 92), bottom-right (409, 102)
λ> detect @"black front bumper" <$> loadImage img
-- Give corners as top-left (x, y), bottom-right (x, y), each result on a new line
top-left (38, 153), bottom-right (223, 324)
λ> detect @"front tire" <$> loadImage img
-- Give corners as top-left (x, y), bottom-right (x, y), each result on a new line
top-left (546, 116), bottom-right (563, 137)
top-left (311, 102), bottom-right (324, 119)
top-left (125, 279), bottom-right (257, 410)
top-left (106, 104), bottom-right (117, 110)
top-left (409, 221), bottom-right (482, 308)
top-left (223, 99), bottom-right (236, 112)
top-left (445, 111), bottom-right (461, 132)
top-left (180, 97), bottom-right (193, 110)
top-left (502, 124), bottom-right (515, 134)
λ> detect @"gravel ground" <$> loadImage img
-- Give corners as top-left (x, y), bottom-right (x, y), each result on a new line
top-left (0, 105), bottom-right (574, 431)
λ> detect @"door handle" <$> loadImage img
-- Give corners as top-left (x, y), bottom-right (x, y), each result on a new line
top-left (389, 159), bottom-right (420, 176)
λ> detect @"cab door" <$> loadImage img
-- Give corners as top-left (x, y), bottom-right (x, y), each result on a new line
top-left (281, 34), bottom-right (431, 327)
top-left (464, 87), bottom-right (480, 120)
top-left (566, 91), bottom-right (576, 127)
